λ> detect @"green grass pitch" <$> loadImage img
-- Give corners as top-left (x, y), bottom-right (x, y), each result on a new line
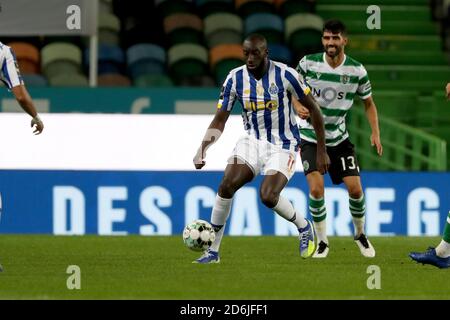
top-left (0, 235), bottom-right (448, 299)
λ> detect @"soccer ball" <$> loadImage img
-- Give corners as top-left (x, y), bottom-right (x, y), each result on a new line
top-left (182, 219), bottom-right (216, 252)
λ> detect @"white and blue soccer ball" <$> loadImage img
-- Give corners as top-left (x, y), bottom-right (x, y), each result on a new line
top-left (182, 219), bottom-right (216, 252)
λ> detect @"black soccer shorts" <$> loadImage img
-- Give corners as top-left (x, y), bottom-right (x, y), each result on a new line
top-left (299, 138), bottom-right (360, 185)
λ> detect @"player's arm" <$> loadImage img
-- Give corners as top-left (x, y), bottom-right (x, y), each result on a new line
top-left (11, 85), bottom-right (44, 135)
top-left (193, 74), bottom-right (236, 170)
top-left (2, 46), bottom-right (43, 134)
top-left (446, 83), bottom-right (450, 99)
top-left (297, 94), bottom-right (330, 173)
top-left (193, 109), bottom-right (230, 170)
top-left (363, 96), bottom-right (382, 156)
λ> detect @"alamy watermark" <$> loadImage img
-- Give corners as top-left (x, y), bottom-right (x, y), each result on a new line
top-left (366, 265), bottom-right (381, 290)
top-left (66, 265), bottom-right (81, 290)
top-left (367, 5), bottom-right (381, 30)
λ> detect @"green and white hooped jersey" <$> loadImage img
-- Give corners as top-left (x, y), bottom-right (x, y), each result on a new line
top-left (296, 52), bottom-right (371, 146)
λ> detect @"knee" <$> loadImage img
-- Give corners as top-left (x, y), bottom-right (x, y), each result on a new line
top-left (309, 185), bottom-right (324, 199)
top-left (260, 187), bottom-right (279, 208)
top-left (218, 178), bottom-right (239, 198)
top-left (348, 186), bottom-right (363, 199)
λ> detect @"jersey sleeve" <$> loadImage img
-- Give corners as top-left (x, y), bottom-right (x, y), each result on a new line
top-left (0, 46), bottom-right (24, 89)
top-left (216, 72), bottom-right (236, 112)
top-left (296, 56), bottom-right (308, 79)
top-left (357, 66), bottom-right (372, 100)
top-left (285, 67), bottom-right (311, 100)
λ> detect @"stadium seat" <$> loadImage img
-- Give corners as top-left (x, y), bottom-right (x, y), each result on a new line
top-left (163, 13), bottom-right (203, 45)
top-left (178, 75), bottom-right (216, 87)
top-left (98, 13), bottom-right (121, 46)
top-left (48, 73), bottom-right (89, 87)
top-left (133, 74), bottom-right (174, 87)
top-left (347, 35), bottom-right (442, 52)
top-left (168, 44), bottom-right (209, 81)
top-left (274, 0), bottom-right (315, 18)
top-left (209, 44), bottom-right (244, 84)
top-left (84, 44), bottom-right (125, 75)
top-left (98, 74), bottom-right (131, 86)
top-left (22, 74), bottom-right (48, 87)
top-left (41, 43), bottom-right (82, 79)
top-left (126, 43), bottom-right (166, 79)
top-left (7, 42), bottom-right (40, 74)
top-left (156, 0), bottom-right (194, 18)
top-left (122, 17), bottom-right (166, 48)
top-left (197, 0), bottom-right (234, 17)
top-left (204, 13), bottom-right (243, 48)
top-left (236, 0), bottom-right (275, 18)
top-left (268, 43), bottom-right (292, 65)
top-left (285, 13), bottom-right (324, 59)
top-left (346, 50), bottom-right (448, 65)
top-left (244, 13), bottom-right (284, 44)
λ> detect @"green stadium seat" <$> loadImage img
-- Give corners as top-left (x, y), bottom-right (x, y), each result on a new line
top-left (214, 59), bottom-right (242, 85)
top-left (285, 14), bottom-right (323, 58)
top-left (134, 74), bottom-right (174, 87)
top-left (163, 13), bottom-right (203, 45)
top-left (204, 13), bottom-right (243, 48)
top-left (48, 73), bottom-right (89, 87)
top-left (41, 43), bottom-right (82, 79)
top-left (156, 0), bottom-right (193, 18)
top-left (317, 5), bottom-right (431, 22)
top-left (346, 50), bottom-right (448, 65)
top-left (197, 0), bottom-right (234, 17)
top-left (244, 13), bottom-right (284, 44)
top-left (275, 0), bottom-right (314, 19)
top-left (236, 0), bottom-right (275, 18)
top-left (168, 44), bottom-right (209, 81)
top-left (347, 35), bottom-right (442, 52)
top-left (210, 44), bottom-right (243, 84)
top-left (98, 13), bottom-right (121, 46)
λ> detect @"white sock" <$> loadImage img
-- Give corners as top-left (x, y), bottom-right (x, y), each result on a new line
top-left (435, 240), bottom-right (450, 258)
top-left (273, 196), bottom-right (307, 229)
top-left (313, 220), bottom-right (328, 244)
top-left (352, 216), bottom-right (365, 237)
top-left (209, 195), bottom-right (232, 252)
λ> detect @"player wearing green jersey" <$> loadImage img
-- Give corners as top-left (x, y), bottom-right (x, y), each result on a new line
top-left (294, 20), bottom-right (383, 258)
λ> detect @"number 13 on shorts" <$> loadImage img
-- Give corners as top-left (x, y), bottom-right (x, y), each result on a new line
top-left (340, 156), bottom-right (357, 171)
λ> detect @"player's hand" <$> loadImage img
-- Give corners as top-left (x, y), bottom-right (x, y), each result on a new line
top-left (446, 83), bottom-right (450, 100)
top-left (31, 115), bottom-right (44, 135)
top-left (193, 149), bottom-right (206, 170)
top-left (371, 133), bottom-right (383, 156)
top-left (316, 148), bottom-right (330, 174)
top-left (298, 105), bottom-right (310, 120)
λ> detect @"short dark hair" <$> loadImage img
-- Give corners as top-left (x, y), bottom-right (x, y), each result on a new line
top-left (323, 19), bottom-right (347, 35)
top-left (244, 33), bottom-right (267, 48)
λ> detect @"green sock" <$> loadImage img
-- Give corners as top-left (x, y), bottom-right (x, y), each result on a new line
top-left (350, 194), bottom-right (366, 235)
top-left (309, 194), bottom-right (326, 223)
top-left (443, 212), bottom-right (450, 243)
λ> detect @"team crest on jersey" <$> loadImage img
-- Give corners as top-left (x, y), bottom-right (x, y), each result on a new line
top-left (316, 72), bottom-right (322, 79)
top-left (341, 74), bottom-right (350, 84)
top-left (268, 83), bottom-right (278, 95)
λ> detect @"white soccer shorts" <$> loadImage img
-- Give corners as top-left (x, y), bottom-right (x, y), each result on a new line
top-left (228, 135), bottom-right (296, 180)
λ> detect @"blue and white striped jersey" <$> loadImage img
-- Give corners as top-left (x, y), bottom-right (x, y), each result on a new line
top-left (217, 60), bottom-right (310, 152)
top-left (0, 41), bottom-right (24, 89)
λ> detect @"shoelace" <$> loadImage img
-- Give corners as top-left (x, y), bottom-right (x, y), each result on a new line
top-left (300, 229), bottom-right (310, 247)
top-left (317, 241), bottom-right (328, 254)
top-left (358, 234), bottom-right (370, 249)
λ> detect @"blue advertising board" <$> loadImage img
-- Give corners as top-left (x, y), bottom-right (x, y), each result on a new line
top-left (0, 170), bottom-right (448, 236)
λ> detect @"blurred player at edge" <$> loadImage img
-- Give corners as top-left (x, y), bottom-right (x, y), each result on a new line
top-left (409, 83), bottom-right (450, 269)
top-left (192, 34), bottom-right (330, 264)
top-left (0, 41), bottom-right (44, 272)
top-left (294, 20), bottom-right (382, 258)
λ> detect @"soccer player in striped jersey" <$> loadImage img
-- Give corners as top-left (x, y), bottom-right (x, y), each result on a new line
top-left (409, 84), bottom-right (450, 269)
top-left (294, 20), bottom-right (382, 258)
top-left (0, 42), bottom-right (43, 272)
top-left (192, 34), bottom-right (330, 264)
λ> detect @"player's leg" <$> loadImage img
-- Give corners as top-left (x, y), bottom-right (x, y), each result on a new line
top-left (261, 150), bottom-right (315, 258)
top-left (306, 172), bottom-right (329, 258)
top-left (300, 140), bottom-right (329, 257)
top-left (409, 212), bottom-right (450, 268)
top-left (195, 161), bottom-right (254, 264)
top-left (342, 175), bottom-right (375, 258)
